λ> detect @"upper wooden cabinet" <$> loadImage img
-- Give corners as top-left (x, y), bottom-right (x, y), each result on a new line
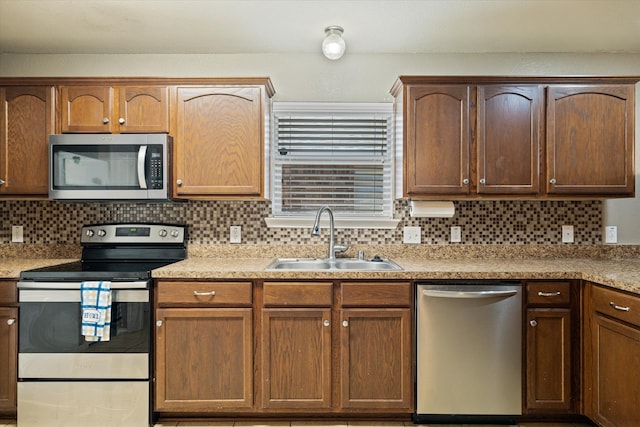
top-left (0, 86), bottom-right (54, 197)
top-left (392, 76), bottom-right (637, 199)
top-left (477, 85), bottom-right (542, 195)
top-left (404, 84), bottom-right (471, 196)
top-left (60, 85), bottom-right (169, 133)
top-left (174, 83), bottom-right (272, 198)
top-left (546, 85), bottom-right (635, 196)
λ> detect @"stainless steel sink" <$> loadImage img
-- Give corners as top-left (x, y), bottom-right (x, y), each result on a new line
top-left (265, 258), bottom-right (402, 271)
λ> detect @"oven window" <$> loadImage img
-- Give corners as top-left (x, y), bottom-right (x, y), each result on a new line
top-left (19, 301), bottom-right (150, 353)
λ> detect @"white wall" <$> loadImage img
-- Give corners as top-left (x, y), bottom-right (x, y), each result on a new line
top-left (2, 52), bottom-right (639, 242)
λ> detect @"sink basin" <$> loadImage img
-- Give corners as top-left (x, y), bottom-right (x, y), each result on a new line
top-left (266, 258), bottom-right (402, 271)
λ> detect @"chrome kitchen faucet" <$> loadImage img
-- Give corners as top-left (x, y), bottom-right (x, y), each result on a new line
top-left (311, 206), bottom-right (347, 260)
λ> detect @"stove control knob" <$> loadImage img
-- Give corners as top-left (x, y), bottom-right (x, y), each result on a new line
top-left (170, 229), bottom-right (180, 238)
top-left (97, 229), bottom-right (107, 237)
top-left (158, 229), bottom-right (168, 237)
top-left (85, 229), bottom-right (95, 237)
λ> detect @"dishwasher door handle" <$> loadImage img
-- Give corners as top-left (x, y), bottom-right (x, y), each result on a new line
top-left (422, 289), bottom-right (519, 299)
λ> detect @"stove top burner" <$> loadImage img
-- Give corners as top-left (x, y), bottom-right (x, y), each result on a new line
top-left (19, 223), bottom-right (187, 282)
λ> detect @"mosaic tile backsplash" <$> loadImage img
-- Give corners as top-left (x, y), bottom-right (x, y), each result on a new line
top-left (1, 199), bottom-right (603, 246)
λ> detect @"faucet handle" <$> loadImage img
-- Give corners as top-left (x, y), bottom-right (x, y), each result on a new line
top-left (358, 250), bottom-right (365, 260)
top-left (334, 245), bottom-right (349, 254)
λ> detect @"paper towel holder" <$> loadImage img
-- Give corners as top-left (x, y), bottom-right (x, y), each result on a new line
top-left (409, 200), bottom-right (455, 218)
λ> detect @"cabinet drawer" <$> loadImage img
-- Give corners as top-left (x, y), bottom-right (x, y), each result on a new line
top-left (263, 282), bottom-right (333, 307)
top-left (0, 281), bottom-right (17, 304)
top-left (527, 281), bottom-right (571, 306)
top-left (340, 282), bottom-right (412, 307)
top-left (592, 285), bottom-right (640, 328)
top-left (157, 281), bottom-right (252, 306)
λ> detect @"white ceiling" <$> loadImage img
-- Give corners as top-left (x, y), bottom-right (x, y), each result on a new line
top-left (1, 0), bottom-right (639, 55)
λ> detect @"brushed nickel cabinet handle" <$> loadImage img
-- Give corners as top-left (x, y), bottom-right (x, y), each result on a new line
top-left (176, 179), bottom-right (183, 186)
top-left (538, 291), bottom-right (561, 297)
top-left (0, 179), bottom-right (5, 185)
top-left (193, 291), bottom-right (216, 296)
top-left (323, 319), bottom-right (330, 327)
top-left (342, 320), bottom-right (349, 327)
top-left (609, 301), bottom-right (630, 312)
top-left (119, 117), bottom-right (125, 124)
top-left (156, 320), bottom-right (163, 327)
top-left (479, 178), bottom-right (486, 185)
top-left (529, 320), bottom-right (537, 327)
top-left (462, 178), bottom-right (469, 185)
top-left (550, 178), bottom-right (557, 184)
top-left (7, 318), bottom-right (15, 326)
top-left (103, 117), bottom-right (109, 124)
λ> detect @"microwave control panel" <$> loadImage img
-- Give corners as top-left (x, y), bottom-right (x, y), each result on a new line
top-left (148, 145), bottom-right (164, 189)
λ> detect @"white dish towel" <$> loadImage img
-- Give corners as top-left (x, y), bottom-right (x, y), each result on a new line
top-left (80, 281), bottom-right (112, 342)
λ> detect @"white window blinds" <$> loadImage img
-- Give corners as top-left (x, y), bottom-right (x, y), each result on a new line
top-left (272, 103), bottom-right (394, 218)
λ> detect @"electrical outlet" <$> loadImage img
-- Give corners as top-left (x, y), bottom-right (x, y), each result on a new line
top-left (230, 226), bottom-right (241, 244)
top-left (605, 226), bottom-right (618, 244)
top-left (12, 225), bottom-right (24, 243)
top-left (450, 226), bottom-right (462, 243)
top-left (562, 225), bottom-right (574, 243)
top-left (403, 226), bottom-right (421, 244)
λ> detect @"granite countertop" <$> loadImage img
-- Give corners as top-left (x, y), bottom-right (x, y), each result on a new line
top-left (0, 258), bottom-right (78, 279)
top-left (151, 256), bottom-right (640, 295)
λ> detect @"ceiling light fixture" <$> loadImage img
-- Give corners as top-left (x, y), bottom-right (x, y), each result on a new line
top-left (322, 25), bottom-right (346, 60)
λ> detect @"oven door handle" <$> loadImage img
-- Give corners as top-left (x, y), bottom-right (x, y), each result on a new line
top-left (17, 281), bottom-right (150, 290)
top-left (18, 289), bottom-right (149, 303)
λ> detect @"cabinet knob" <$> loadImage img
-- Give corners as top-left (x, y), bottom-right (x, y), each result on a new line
top-left (323, 319), bottom-right (330, 327)
top-left (0, 179), bottom-right (4, 186)
top-left (156, 320), bottom-right (163, 327)
top-left (462, 178), bottom-right (469, 185)
top-left (176, 179), bottom-right (183, 186)
top-left (342, 320), bottom-right (349, 327)
top-left (549, 178), bottom-right (557, 185)
top-left (103, 117), bottom-right (109, 124)
top-left (479, 178), bottom-right (486, 185)
top-left (7, 318), bottom-right (15, 326)
top-left (119, 117), bottom-right (125, 124)
top-left (529, 320), bottom-right (537, 327)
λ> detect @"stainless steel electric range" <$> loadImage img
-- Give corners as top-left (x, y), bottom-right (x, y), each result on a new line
top-left (16, 223), bottom-right (187, 427)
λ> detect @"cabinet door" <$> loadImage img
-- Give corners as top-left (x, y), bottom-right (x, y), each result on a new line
top-left (590, 313), bottom-right (640, 427)
top-left (175, 86), bottom-right (263, 197)
top-left (340, 308), bottom-right (412, 410)
top-left (261, 308), bottom-right (331, 409)
top-left (0, 307), bottom-right (17, 412)
top-left (405, 85), bottom-right (470, 196)
top-left (0, 86), bottom-right (54, 196)
top-left (61, 86), bottom-right (114, 133)
top-left (525, 308), bottom-right (572, 412)
top-left (546, 85), bottom-right (635, 195)
top-left (118, 86), bottom-right (169, 133)
top-left (155, 308), bottom-right (253, 411)
top-left (477, 85), bottom-right (542, 195)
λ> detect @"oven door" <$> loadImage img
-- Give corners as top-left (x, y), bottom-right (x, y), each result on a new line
top-left (18, 285), bottom-right (150, 379)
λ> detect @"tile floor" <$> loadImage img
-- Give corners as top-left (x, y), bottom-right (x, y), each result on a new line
top-left (0, 423), bottom-right (594, 427)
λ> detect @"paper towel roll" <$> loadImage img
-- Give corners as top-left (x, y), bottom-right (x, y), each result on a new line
top-left (409, 201), bottom-right (455, 218)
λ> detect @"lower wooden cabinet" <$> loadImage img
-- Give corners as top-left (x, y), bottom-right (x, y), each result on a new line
top-left (524, 281), bottom-right (576, 414)
top-left (586, 284), bottom-right (640, 427)
top-left (260, 281), bottom-right (413, 414)
top-left (154, 281), bottom-right (253, 412)
top-left (0, 281), bottom-right (18, 415)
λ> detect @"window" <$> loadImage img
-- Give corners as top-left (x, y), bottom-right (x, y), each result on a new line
top-left (267, 102), bottom-right (397, 229)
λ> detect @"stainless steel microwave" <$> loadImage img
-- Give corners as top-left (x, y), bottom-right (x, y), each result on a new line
top-left (49, 134), bottom-right (171, 201)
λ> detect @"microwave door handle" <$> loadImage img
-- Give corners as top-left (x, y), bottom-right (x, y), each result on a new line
top-left (137, 146), bottom-right (148, 189)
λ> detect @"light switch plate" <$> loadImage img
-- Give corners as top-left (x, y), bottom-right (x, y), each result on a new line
top-left (450, 226), bottom-right (462, 243)
top-left (605, 226), bottom-right (618, 244)
top-left (403, 226), bottom-right (421, 244)
top-left (562, 225), bottom-right (574, 243)
top-left (12, 225), bottom-right (24, 243)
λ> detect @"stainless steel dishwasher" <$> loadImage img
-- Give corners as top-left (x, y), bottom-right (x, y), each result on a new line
top-left (414, 281), bottom-right (522, 424)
